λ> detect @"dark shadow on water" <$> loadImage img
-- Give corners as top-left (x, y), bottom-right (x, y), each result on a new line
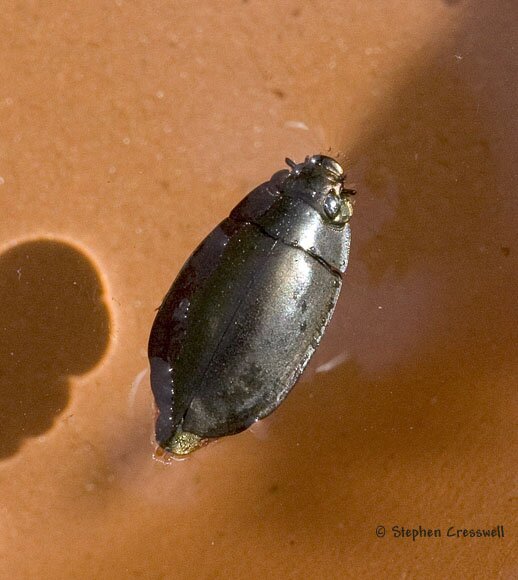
top-left (259, 3), bottom-right (517, 539)
top-left (0, 239), bottom-right (111, 459)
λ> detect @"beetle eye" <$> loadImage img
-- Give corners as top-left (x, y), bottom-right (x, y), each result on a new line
top-left (323, 192), bottom-right (354, 226)
top-left (323, 193), bottom-right (341, 219)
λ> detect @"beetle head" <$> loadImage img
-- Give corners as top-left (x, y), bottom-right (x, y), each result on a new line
top-left (283, 155), bottom-right (354, 226)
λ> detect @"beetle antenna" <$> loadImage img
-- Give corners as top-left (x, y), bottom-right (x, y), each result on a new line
top-left (285, 158), bottom-right (297, 170)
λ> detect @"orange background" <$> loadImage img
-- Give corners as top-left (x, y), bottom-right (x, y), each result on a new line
top-left (0, 1), bottom-right (516, 578)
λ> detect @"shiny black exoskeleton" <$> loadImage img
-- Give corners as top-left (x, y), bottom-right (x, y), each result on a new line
top-left (148, 155), bottom-right (355, 454)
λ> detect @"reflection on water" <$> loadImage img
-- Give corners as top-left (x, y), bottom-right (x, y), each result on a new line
top-left (0, 239), bottom-right (111, 458)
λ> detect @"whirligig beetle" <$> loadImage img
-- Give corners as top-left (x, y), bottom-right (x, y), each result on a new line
top-left (148, 155), bottom-right (356, 455)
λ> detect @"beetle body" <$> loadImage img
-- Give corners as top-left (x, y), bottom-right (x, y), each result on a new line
top-left (148, 155), bottom-right (354, 454)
